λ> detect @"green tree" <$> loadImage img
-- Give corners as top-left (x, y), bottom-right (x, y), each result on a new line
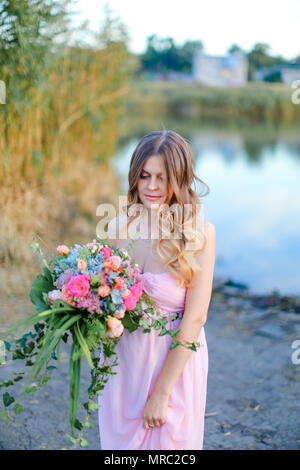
top-left (0, 0), bottom-right (72, 113)
top-left (246, 42), bottom-right (288, 81)
top-left (178, 40), bottom-right (204, 72)
top-left (140, 35), bottom-right (204, 73)
top-left (228, 43), bottom-right (246, 54)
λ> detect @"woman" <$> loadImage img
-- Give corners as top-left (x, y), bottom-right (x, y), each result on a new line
top-left (98, 129), bottom-right (216, 450)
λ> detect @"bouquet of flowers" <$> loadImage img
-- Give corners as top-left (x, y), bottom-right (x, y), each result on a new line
top-left (0, 236), bottom-right (200, 448)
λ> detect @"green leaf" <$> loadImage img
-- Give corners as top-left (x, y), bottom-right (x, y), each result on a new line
top-left (170, 340), bottom-right (181, 350)
top-left (66, 434), bottom-right (77, 445)
top-left (142, 328), bottom-right (151, 333)
top-left (121, 313), bottom-right (139, 333)
top-left (80, 438), bottom-right (89, 448)
top-left (12, 349), bottom-right (26, 360)
top-left (39, 376), bottom-right (51, 386)
top-left (3, 392), bottom-right (15, 407)
top-left (69, 341), bottom-right (81, 435)
top-left (25, 385), bottom-right (38, 395)
top-left (21, 313), bottom-right (81, 391)
top-left (62, 332), bottom-right (69, 343)
top-left (1, 409), bottom-right (8, 421)
top-left (3, 379), bottom-right (14, 387)
top-left (24, 341), bottom-right (35, 354)
top-left (42, 267), bottom-right (55, 284)
top-left (152, 320), bottom-right (161, 330)
top-left (73, 321), bottom-right (94, 368)
top-left (29, 272), bottom-right (54, 312)
top-left (88, 400), bottom-right (99, 411)
top-left (108, 301), bottom-right (116, 314)
top-left (158, 328), bottom-right (169, 336)
top-left (14, 403), bottom-right (24, 415)
top-left (13, 375), bottom-right (24, 383)
top-left (74, 418), bottom-right (83, 430)
top-left (0, 309), bottom-right (52, 342)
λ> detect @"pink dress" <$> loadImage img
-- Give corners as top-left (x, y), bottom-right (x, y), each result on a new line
top-left (98, 271), bottom-right (209, 450)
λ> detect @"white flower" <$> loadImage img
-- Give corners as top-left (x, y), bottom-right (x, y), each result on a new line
top-left (48, 289), bottom-right (61, 303)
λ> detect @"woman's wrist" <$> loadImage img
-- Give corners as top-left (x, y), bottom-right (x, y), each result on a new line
top-left (152, 383), bottom-right (171, 398)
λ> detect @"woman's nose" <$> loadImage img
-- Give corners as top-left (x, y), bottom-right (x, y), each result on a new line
top-left (148, 177), bottom-right (159, 190)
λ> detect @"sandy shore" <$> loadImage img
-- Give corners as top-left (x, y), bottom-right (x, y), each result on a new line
top-left (0, 277), bottom-right (299, 450)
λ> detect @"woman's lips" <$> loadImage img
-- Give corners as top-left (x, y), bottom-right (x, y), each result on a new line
top-left (145, 195), bottom-right (161, 200)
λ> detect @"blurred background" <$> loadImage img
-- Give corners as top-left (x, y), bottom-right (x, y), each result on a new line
top-left (1, 0), bottom-right (300, 326)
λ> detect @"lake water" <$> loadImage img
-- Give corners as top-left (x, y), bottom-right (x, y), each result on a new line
top-left (111, 126), bottom-right (300, 296)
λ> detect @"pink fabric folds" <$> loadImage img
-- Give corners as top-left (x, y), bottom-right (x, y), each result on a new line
top-left (98, 271), bottom-right (209, 450)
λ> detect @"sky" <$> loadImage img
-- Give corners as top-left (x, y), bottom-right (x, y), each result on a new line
top-left (69, 0), bottom-right (300, 60)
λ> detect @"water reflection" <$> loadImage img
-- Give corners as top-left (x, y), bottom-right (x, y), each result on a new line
top-left (111, 126), bottom-right (300, 296)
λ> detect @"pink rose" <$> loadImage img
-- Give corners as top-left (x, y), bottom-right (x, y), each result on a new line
top-left (57, 245), bottom-right (70, 256)
top-left (66, 274), bottom-right (90, 297)
top-left (60, 285), bottom-right (76, 307)
top-left (106, 317), bottom-right (124, 338)
top-left (123, 294), bottom-right (137, 311)
top-left (129, 281), bottom-right (143, 300)
top-left (114, 277), bottom-right (125, 290)
top-left (101, 246), bottom-right (112, 259)
top-left (121, 289), bottom-right (131, 298)
top-left (98, 285), bottom-right (111, 297)
top-left (104, 255), bottom-right (122, 271)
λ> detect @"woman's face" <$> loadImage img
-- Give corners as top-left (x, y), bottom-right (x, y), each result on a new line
top-left (137, 155), bottom-right (173, 211)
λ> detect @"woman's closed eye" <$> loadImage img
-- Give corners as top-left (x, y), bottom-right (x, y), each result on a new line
top-left (140, 174), bottom-right (163, 181)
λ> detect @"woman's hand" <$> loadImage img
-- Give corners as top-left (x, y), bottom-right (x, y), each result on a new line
top-left (142, 390), bottom-right (170, 429)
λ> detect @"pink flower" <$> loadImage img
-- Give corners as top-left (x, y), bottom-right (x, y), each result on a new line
top-left (104, 255), bottom-right (122, 271)
top-left (113, 305), bottom-right (126, 319)
top-left (101, 246), bottom-right (112, 259)
top-left (77, 259), bottom-right (87, 271)
top-left (66, 274), bottom-right (90, 297)
top-left (76, 290), bottom-right (103, 314)
top-left (123, 261), bottom-right (141, 279)
top-left (129, 281), bottom-right (143, 300)
top-left (98, 285), bottom-right (111, 297)
top-left (121, 289), bottom-right (131, 298)
top-left (123, 294), bottom-right (137, 311)
top-left (96, 270), bottom-right (109, 286)
top-left (57, 245), bottom-right (70, 256)
top-left (106, 317), bottom-right (124, 338)
top-left (114, 277), bottom-right (125, 290)
top-left (60, 285), bottom-right (76, 307)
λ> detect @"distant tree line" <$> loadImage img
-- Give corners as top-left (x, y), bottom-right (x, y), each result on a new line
top-left (137, 35), bottom-right (295, 81)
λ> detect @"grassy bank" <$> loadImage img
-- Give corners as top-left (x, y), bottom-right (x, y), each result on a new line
top-left (126, 80), bottom-right (300, 122)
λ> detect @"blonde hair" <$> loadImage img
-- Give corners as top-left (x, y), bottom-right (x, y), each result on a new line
top-left (123, 130), bottom-right (210, 289)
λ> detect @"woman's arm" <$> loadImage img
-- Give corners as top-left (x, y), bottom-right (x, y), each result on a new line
top-left (142, 221), bottom-right (216, 428)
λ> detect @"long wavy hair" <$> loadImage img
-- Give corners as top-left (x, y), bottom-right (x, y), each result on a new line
top-left (123, 130), bottom-right (210, 289)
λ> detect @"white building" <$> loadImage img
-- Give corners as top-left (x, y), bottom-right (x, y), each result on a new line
top-left (192, 50), bottom-right (248, 86)
top-left (254, 64), bottom-right (300, 85)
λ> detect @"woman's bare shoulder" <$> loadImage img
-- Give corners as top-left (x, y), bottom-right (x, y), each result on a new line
top-left (203, 220), bottom-right (216, 237)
